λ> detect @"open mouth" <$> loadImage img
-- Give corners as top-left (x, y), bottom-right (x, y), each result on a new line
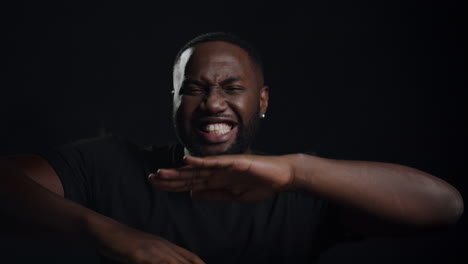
top-left (195, 119), bottom-right (238, 144)
top-left (200, 122), bottom-right (233, 135)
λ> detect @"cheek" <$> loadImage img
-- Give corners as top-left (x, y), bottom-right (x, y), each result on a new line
top-left (230, 94), bottom-right (259, 121)
top-left (175, 97), bottom-right (199, 126)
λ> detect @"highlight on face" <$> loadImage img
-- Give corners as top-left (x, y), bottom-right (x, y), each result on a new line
top-left (172, 41), bottom-right (268, 156)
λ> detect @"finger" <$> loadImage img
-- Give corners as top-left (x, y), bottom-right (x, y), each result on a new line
top-left (183, 155), bottom-right (234, 169)
top-left (185, 155), bottom-right (256, 174)
top-left (150, 177), bottom-right (205, 192)
top-left (156, 242), bottom-right (193, 264)
top-left (127, 242), bottom-right (184, 264)
top-left (153, 167), bottom-right (218, 181)
top-left (151, 168), bottom-right (239, 193)
top-left (156, 248), bottom-right (185, 264)
top-left (166, 249), bottom-right (193, 264)
top-left (152, 168), bottom-right (199, 181)
top-left (169, 244), bottom-right (206, 264)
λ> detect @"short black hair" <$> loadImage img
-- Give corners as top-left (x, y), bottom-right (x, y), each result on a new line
top-left (174, 32), bottom-right (264, 75)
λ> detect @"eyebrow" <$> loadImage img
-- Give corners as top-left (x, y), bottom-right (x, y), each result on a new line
top-left (220, 77), bottom-right (242, 86)
top-left (182, 77), bottom-right (242, 87)
top-left (182, 79), bottom-right (205, 87)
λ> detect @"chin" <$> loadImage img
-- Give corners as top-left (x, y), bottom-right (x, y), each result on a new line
top-left (186, 139), bottom-right (249, 157)
top-left (193, 143), bottom-right (234, 157)
top-left (180, 124), bottom-right (254, 157)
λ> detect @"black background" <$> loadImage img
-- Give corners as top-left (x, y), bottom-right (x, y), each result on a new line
top-left (1, 0), bottom-right (467, 263)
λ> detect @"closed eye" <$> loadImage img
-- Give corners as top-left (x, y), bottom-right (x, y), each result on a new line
top-left (224, 86), bottom-right (245, 94)
top-left (180, 86), bottom-right (205, 95)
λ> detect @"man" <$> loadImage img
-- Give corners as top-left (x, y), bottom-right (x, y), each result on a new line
top-left (0, 32), bottom-right (464, 264)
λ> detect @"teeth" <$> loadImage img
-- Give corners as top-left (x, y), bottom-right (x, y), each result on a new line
top-left (205, 123), bottom-right (232, 135)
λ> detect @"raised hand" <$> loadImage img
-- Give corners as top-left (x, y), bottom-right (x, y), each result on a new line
top-left (148, 154), bottom-right (295, 202)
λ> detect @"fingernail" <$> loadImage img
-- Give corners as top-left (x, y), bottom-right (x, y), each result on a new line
top-left (148, 169), bottom-right (160, 179)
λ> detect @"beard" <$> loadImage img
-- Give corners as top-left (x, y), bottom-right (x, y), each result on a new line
top-left (174, 107), bottom-right (261, 157)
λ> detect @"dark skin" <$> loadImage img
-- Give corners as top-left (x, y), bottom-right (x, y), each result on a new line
top-left (0, 41), bottom-right (464, 263)
top-left (172, 41), bottom-right (268, 156)
top-left (0, 157), bottom-right (206, 263)
top-left (155, 41), bottom-right (464, 230)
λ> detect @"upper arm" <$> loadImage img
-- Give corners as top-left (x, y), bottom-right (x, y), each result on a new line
top-left (339, 206), bottom-right (440, 238)
top-left (0, 155), bottom-right (64, 197)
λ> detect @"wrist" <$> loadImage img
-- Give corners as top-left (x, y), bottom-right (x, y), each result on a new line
top-left (80, 209), bottom-right (121, 247)
top-left (280, 153), bottom-right (305, 192)
top-left (281, 153), bottom-right (318, 192)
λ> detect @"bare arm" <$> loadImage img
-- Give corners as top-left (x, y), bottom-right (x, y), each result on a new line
top-left (0, 155), bottom-right (205, 264)
top-left (0, 155), bottom-right (88, 239)
top-left (152, 154), bottom-right (464, 235)
top-left (287, 154), bottom-right (464, 233)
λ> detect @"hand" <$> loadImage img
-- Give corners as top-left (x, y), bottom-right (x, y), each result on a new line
top-left (92, 218), bottom-right (205, 264)
top-left (148, 154), bottom-right (295, 202)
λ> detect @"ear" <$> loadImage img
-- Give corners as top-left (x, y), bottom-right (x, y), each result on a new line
top-left (259, 85), bottom-right (269, 117)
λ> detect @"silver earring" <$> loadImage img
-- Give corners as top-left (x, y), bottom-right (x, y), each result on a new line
top-left (261, 113), bottom-right (266, 118)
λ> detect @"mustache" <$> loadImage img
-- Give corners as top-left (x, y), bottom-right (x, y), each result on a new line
top-left (191, 112), bottom-right (243, 126)
top-left (191, 112), bottom-right (237, 119)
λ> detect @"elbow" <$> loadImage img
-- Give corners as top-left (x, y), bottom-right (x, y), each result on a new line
top-left (430, 184), bottom-right (464, 226)
top-left (414, 182), bottom-right (464, 227)
top-left (445, 188), bottom-right (464, 225)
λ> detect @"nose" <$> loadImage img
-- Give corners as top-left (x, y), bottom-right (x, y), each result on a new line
top-left (201, 87), bottom-right (228, 114)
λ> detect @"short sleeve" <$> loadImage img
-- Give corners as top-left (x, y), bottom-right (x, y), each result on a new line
top-left (38, 141), bottom-right (92, 205)
top-left (37, 135), bottom-right (133, 207)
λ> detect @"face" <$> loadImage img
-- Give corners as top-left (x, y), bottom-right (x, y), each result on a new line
top-left (172, 41), bottom-right (269, 156)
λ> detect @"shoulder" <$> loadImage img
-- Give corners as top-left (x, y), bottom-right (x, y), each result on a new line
top-left (50, 135), bottom-right (178, 156)
top-left (63, 134), bottom-right (137, 151)
top-left (40, 135), bottom-right (182, 171)
top-left (44, 135), bottom-right (135, 155)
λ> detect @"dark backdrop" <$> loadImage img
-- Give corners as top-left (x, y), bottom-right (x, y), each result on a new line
top-left (1, 1), bottom-right (466, 263)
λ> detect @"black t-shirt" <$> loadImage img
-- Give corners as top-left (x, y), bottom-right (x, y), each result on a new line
top-left (39, 135), bottom-right (344, 264)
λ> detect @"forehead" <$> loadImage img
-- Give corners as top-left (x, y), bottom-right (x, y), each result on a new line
top-left (178, 41), bottom-right (259, 81)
